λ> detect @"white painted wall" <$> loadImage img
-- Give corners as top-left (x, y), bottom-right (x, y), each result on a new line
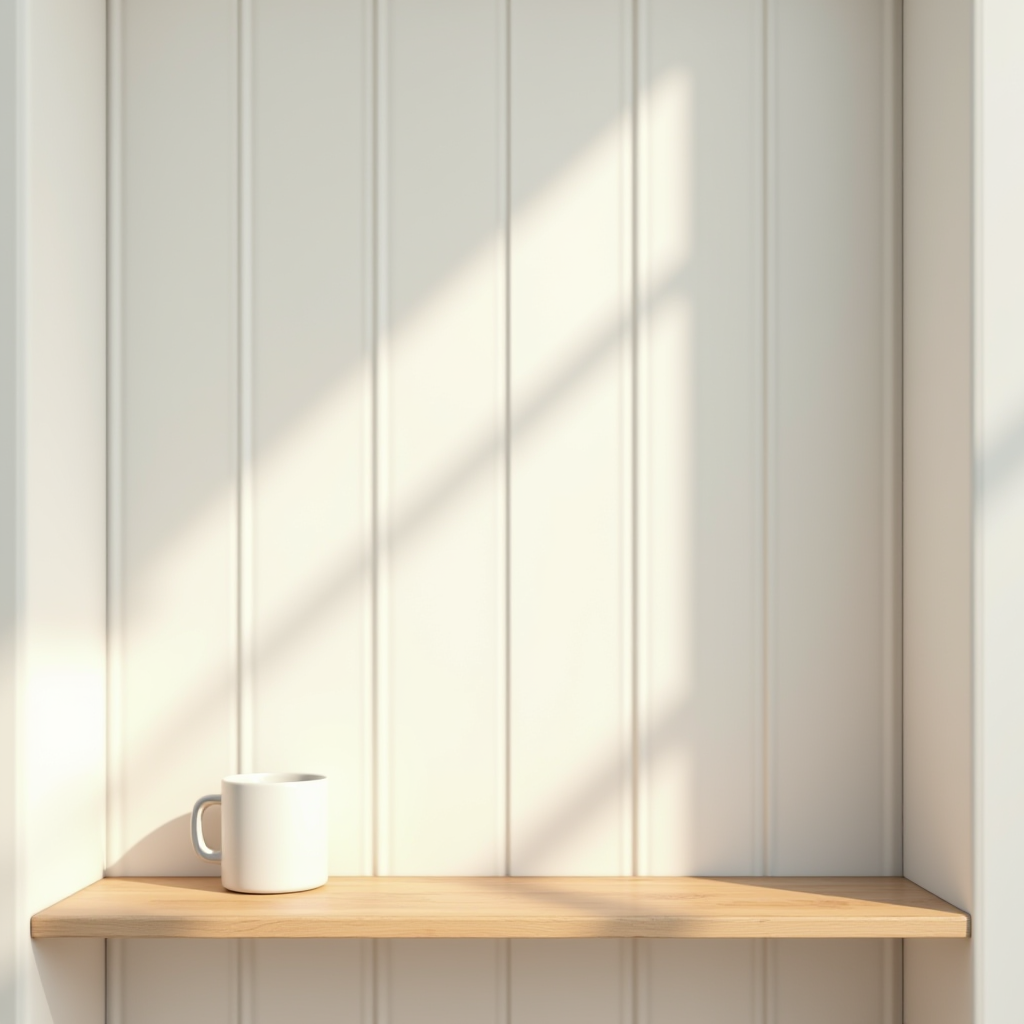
top-left (0, 1), bottom-right (107, 1022)
top-left (105, 1), bottom-right (903, 1022)
top-left (903, 1), bottom-right (974, 1019)
top-left (0, 2), bottom-right (17, 1012)
top-left (972, 3), bottom-right (1024, 1016)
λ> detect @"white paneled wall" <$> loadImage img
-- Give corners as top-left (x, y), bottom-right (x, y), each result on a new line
top-left (106, 1), bottom-right (901, 1022)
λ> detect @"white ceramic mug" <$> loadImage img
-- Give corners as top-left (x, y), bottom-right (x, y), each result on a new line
top-left (191, 773), bottom-right (328, 894)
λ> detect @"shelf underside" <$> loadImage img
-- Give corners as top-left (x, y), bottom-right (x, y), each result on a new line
top-left (31, 876), bottom-right (969, 940)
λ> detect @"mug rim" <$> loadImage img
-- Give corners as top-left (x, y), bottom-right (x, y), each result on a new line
top-left (222, 772), bottom-right (325, 786)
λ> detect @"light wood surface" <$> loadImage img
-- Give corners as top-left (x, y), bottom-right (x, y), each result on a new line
top-left (31, 876), bottom-right (969, 940)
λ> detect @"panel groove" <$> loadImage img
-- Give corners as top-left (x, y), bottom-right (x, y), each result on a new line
top-left (373, 0), bottom-right (390, 879)
top-left (369, 0), bottom-right (380, 886)
top-left (375, 939), bottom-right (390, 1024)
top-left (499, 939), bottom-right (511, 1024)
top-left (366, 0), bottom-right (380, 884)
top-left (238, 939), bottom-right (253, 1024)
top-left (626, 0), bottom-right (634, 888)
top-left (763, 8), bottom-right (777, 1021)
top-left (758, 12), bottom-right (771, 1024)
top-left (236, 7), bottom-right (251, 1016)
top-left (236, 0), bottom-right (253, 783)
top-left (106, 0), bottom-right (124, 1017)
top-left (633, 0), bottom-right (649, 881)
top-left (762, 0), bottom-right (777, 883)
top-left (365, 940), bottom-right (378, 1024)
top-left (881, 5), bottom-right (904, 1018)
top-left (754, 0), bottom-right (767, 884)
top-left (502, 0), bottom-right (512, 887)
top-left (106, 0), bottom-right (124, 884)
top-left (880, 0), bottom-right (903, 884)
top-left (621, 0), bottom-right (637, 889)
top-left (755, 938), bottom-right (767, 1024)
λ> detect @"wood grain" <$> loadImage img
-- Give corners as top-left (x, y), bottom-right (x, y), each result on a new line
top-left (32, 877), bottom-right (969, 940)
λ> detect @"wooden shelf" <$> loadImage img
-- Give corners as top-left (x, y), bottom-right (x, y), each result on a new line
top-left (31, 876), bottom-right (968, 940)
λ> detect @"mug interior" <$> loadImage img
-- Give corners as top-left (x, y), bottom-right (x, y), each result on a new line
top-left (223, 772), bottom-right (325, 785)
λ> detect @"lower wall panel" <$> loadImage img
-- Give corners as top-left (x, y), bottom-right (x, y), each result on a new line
top-left (904, 939), bottom-right (971, 1024)
top-left (381, 940), bottom-right (507, 1024)
top-left (249, 940), bottom-right (371, 1024)
top-left (640, 940), bottom-right (759, 1024)
top-left (511, 941), bottom-right (630, 1024)
top-left (119, 940), bottom-right (238, 1024)
top-left (773, 940), bottom-right (902, 1024)
top-left (112, 939), bottom-right (906, 1024)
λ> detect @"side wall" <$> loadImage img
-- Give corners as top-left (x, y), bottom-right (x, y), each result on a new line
top-left (973, 0), bottom-right (1024, 1018)
top-left (905, 1), bottom-right (1024, 1020)
top-left (106, 2), bottom-right (903, 1023)
top-left (903, 2), bottom-right (975, 990)
top-left (0, 1), bottom-right (107, 1022)
top-left (1, 1), bottom-right (18, 1016)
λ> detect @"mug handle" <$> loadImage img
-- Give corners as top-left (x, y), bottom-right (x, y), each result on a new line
top-left (191, 794), bottom-right (222, 862)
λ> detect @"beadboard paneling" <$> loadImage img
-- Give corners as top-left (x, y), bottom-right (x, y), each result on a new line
top-left (768, 0), bottom-right (901, 1019)
top-left (113, 0), bottom-right (239, 879)
top-left (377, 0), bottom-right (507, 878)
top-left (509, 0), bottom-right (632, 880)
top-left (244, 1), bottom-right (375, 1013)
top-left (508, 3), bottom-right (632, 1017)
top-left (248, 0), bottom-right (373, 875)
top-left (769, 0), bottom-right (900, 880)
top-left (108, 1), bottom-right (904, 1021)
top-left (112, 0), bottom-right (239, 1021)
top-left (635, 0), bottom-right (765, 1014)
top-left (636, 0), bottom-right (763, 882)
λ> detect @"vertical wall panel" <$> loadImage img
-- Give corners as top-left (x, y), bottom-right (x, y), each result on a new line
top-left (509, 0), bottom-right (631, 1016)
top-left (381, 941), bottom-right (507, 1024)
top-left (114, 0), bottom-right (238, 1020)
top-left (121, 941), bottom-right (236, 1024)
top-left (902, 0), bottom-right (974, 1016)
top-left (377, 0), bottom-right (507, 879)
top-left (511, 941), bottom-right (629, 1024)
top-left (773, 941), bottom-right (899, 1024)
top-left (377, 0), bottom-right (507, 1019)
top-left (509, 0), bottom-right (632, 879)
top-left (639, 940), bottom-right (759, 1024)
top-left (115, 0), bottom-right (239, 877)
top-left (637, 0), bottom-right (763, 881)
top-left (769, 0), bottom-right (897, 879)
top-left (249, 0), bottom-right (372, 877)
top-left (769, 0), bottom-right (900, 1020)
top-left (636, 2), bottom-right (764, 1014)
top-left (249, 939), bottom-right (371, 1024)
top-left (245, 3), bottom-right (373, 1015)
